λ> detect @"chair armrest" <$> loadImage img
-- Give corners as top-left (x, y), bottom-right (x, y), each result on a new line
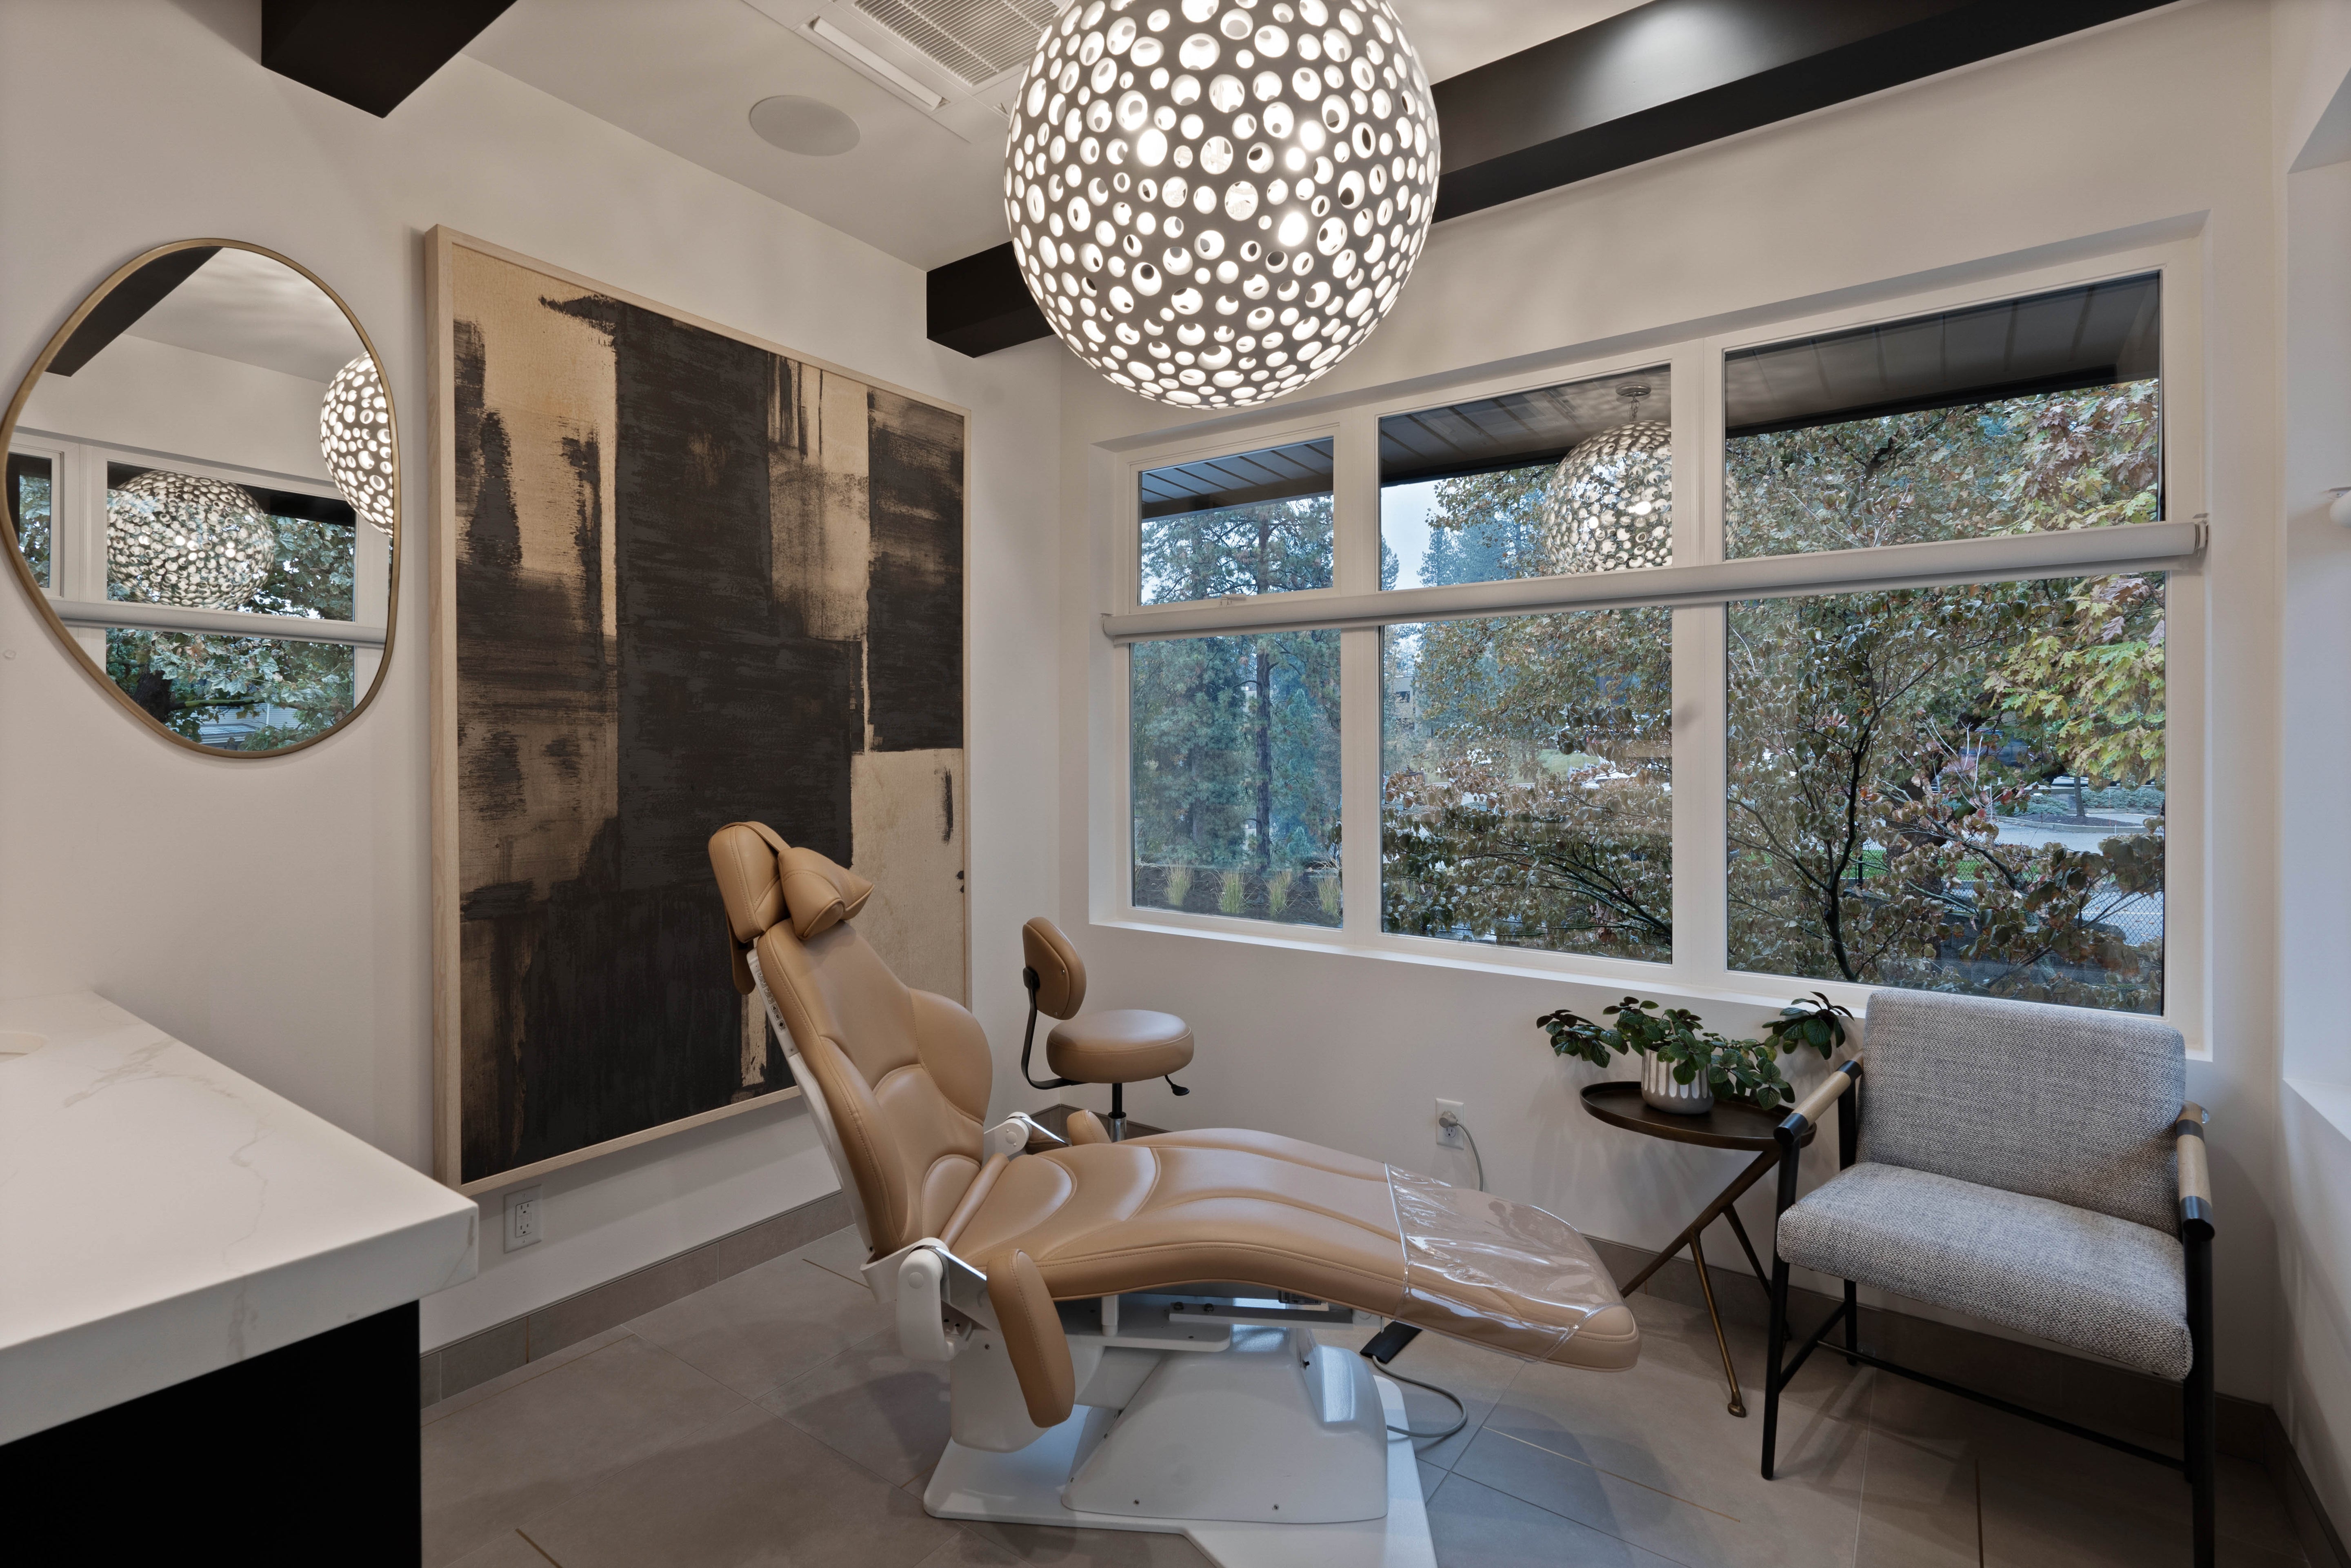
top-left (2175, 1102), bottom-right (2213, 1236)
top-left (1777, 1058), bottom-right (1862, 1144)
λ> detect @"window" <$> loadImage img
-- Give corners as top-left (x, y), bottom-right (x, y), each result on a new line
top-left (1383, 610), bottom-right (1672, 958)
top-left (1132, 631), bottom-right (1342, 926)
top-left (1109, 258), bottom-right (2194, 1028)
top-left (6, 452), bottom-right (51, 588)
top-left (9, 437), bottom-right (386, 751)
top-left (1380, 367), bottom-right (1673, 588)
top-left (1724, 276), bottom-right (2160, 556)
top-left (1140, 438), bottom-right (1333, 605)
top-left (1726, 576), bottom-right (2164, 1013)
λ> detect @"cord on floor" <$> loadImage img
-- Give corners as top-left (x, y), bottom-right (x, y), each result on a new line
top-left (1381, 1364), bottom-right (1470, 1442)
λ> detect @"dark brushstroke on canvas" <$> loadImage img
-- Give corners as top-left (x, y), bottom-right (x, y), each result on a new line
top-left (866, 390), bottom-right (963, 753)
top-left (457, 279), bottom-right (962, 1185)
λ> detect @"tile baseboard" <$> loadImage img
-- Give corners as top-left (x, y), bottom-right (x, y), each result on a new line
top-left (419, 1189), bottom-right (854, 1407)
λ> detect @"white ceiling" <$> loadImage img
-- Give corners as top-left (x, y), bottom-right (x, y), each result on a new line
top-left (464, 0), bottom-right (1647, 271)
top-left (123, 247), bottom-right (365, 385)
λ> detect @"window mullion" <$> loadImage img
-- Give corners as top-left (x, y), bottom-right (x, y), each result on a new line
top-left (1673, 339), bottom-right (1726, 988)
top-left (1340, 625), bottom-right (1381, 938)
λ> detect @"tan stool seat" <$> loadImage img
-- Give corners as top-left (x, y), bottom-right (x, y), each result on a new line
top-left (1045, 1008), bottom-right (1194, 1084)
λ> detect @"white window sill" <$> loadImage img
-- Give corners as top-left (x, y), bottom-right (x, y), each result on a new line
top-left (1094, 906), bottom-right (2209, 1056)
top-left (1094, 908), bottom-right (1877, 1021)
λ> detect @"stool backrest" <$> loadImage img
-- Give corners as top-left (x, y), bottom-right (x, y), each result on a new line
top-left (1859, 989), bottom-right (2183, 1233)
top-left (1022, 916), bottom-right (1088, 1019)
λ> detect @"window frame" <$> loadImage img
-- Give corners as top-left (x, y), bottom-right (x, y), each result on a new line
top-left (1097, 236), bottom-right (2207, 1048)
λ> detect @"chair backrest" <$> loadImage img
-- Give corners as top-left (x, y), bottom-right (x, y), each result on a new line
top-left (709, 822), bottom-right (992, 1258)
top-left (1859, 989), bottom-right (2184, 1233)
top-left (1021, 916), bottom-right (1088, 1019)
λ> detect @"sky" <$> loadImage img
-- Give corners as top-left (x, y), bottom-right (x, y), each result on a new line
top-left (1382, 480), bottom-right (1440, 590)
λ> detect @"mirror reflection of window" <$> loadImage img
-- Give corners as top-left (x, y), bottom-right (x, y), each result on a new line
top-left (5, 452), bottom-right (51, 589)
top-left (1, 243), bottom-right (395, 753)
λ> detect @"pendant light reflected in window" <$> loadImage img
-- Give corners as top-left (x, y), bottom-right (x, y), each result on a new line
top-left (1540, 384), bottom-right (1673, 575)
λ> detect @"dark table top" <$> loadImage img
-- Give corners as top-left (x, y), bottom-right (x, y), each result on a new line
top-left (1579, 1079), bottom-right (1817, 1153)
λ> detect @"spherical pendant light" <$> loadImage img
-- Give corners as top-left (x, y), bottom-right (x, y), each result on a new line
top-left (1005, 0), bottom-right (1440, 409)
top-left (106, 471), bottom-right (278, 609)
top-left (320, 353), bottom-right (395, 533)
top-left (1540, 395), bottom-right (1673, 574)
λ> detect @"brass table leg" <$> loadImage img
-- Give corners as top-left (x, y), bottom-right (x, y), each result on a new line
top-left (1689, 1230), bottom-right (1745, 1417)
top-left (1617, 1147), bottom-right (1780, 1298)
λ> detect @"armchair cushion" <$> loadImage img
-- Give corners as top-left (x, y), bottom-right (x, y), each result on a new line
top-left (1778, 1162), bottom-right (2189, 1380)
top-left (1859, 989), bottom-right (2184, 1233)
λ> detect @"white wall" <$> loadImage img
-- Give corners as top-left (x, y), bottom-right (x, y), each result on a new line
top-left (1055, 0), bottom-right (2289, 1400)
top-left (20, 334), bottom-right (336, 483)
top-left (0, 0), bottom-right (1065, 1350)
top-left (2273, 0), bottom-right (2351, 1520)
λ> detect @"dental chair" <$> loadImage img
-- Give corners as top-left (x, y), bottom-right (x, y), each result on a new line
top-left (1018, 915), bottom-right (1193, 1141)
top-left (709, 823), bottom-right (1638, 1568)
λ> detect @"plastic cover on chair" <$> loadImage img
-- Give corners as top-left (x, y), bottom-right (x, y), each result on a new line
top-left (1387, 1166), bottom-right (1622, 1361)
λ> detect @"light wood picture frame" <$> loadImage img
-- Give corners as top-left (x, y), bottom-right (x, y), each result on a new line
top-left (428, 228), bottom-right (971, 1195)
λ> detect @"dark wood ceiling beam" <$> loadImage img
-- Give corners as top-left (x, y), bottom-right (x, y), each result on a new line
top-left (1432, 0), bottom-right (2167, 223)
top-left (928, 0), bottom-right (2169, 357)
top-left (262, 0), bottom-right (520, 118)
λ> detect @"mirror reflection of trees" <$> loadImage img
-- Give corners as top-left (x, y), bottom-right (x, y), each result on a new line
top-left (105, 508), bottom-right (359, 751)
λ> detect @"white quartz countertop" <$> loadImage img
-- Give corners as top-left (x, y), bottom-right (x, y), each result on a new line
top-left (0, 992), bottom-right (478, 1444)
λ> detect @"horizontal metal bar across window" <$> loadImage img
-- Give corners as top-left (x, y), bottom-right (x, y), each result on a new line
top-left (1101, 519), bottom-right (2204, 642)
top-left (49, 595), bottom-right (389, 648)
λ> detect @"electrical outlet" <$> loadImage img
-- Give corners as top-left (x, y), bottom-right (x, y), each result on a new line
top-left (1435, 1099), bottom-right (1465, 1150)
top-left (504, 1185), bottom-right (544, 1252)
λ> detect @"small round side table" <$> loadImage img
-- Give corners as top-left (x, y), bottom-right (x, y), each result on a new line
top-left (1580, 1080), bottom-right (1818, 1417)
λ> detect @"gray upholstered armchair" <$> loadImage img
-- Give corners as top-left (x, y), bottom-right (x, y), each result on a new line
top-left (1761, 990), bottom-right (2215, 1567)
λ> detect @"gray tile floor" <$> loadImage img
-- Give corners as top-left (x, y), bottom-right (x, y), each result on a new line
top-left (421, 1225), bottom-right (2308, 1567)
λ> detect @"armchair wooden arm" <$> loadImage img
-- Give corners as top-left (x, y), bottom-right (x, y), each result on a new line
top-left (2175, 1102), bottom-right (2212, 1233)
top-left (1772, 1058), bottom-right (1863, 1220)
top-left (1778, 1059), bottom-right (1862, 1142)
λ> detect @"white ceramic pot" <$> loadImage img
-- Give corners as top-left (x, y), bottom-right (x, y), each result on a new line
top-left (1640, 1050), bottom-right (1715, 1115)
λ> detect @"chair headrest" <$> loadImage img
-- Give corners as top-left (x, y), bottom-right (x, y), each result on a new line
top-left (708, 822), bottom-right (875, 992)
top-left (778, 846), bottom-right (874, 939)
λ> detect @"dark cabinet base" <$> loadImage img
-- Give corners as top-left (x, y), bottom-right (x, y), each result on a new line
top-left (7, 1301), bottom-right (420, 1562)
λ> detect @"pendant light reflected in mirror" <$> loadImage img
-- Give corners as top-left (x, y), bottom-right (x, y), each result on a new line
top-left (0, 240), bottom-right (400, 755)
top-left (320, 353), bottom-right (396, 533)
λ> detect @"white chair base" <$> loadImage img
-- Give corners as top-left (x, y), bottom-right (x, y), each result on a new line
top-left (925, 1366), bottom-right (1434, 1568)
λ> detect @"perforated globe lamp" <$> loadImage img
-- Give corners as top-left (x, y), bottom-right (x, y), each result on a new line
top-left (1006, 0), bottom-right (1440, 408)
top-left (1540, 418), bottom-right (1674, 575)
top-left (105, 471), bottom-right (278, 610)
top-left (320, 353), bottom-right (395, 533)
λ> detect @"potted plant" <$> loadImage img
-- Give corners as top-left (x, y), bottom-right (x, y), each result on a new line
top-left (1535, 992), bottom-right (1854, 1114)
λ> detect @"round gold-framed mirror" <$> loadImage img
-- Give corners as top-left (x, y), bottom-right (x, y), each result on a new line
top-left (0, 240), bottom-right (399, 756)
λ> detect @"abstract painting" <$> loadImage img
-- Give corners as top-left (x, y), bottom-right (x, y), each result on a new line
top-left (429, 232), bottom-right (966, 1192)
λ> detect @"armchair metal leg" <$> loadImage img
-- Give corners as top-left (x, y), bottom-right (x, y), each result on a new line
top-left (1843, 1281), bottom-right (1859, 1368)
top-left (2185, 1222), bottom-right (2215, 1568)
top-left (1761, 1254), bottom-right (1790, 1479)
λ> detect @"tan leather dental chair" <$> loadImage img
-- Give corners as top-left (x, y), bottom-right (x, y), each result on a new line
top-left (708, 824), bottom-right (1636, 1568)
top-left (1020, 916), bottom-right (1192, 1141)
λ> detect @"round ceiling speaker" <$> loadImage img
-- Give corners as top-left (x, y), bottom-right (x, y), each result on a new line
top-left (750, 94), bottom-right (862, 156)
top-left (1004, 0), bottom-right (1440, 409)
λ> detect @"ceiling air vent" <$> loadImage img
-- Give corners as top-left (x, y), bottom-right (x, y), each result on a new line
top-left (852, 0), bottom-right (1060, 88)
